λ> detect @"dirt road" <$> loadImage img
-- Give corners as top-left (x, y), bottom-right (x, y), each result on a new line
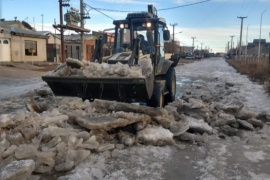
top-left (0, 65), bottom-right (45, 100)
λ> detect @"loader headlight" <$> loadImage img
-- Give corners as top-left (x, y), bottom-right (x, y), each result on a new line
top-left (119, 24), bottom-right (128, 29)
top-left (142, 22), bottom-right (151, 28)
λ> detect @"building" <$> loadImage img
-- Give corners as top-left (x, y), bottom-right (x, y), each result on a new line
top-left (0, 19), bottom-right (47, 62)
top-left (165, 40), bottom-right (182, 54)
top-left (245, 39), bottom-right (270, 55)
top-left (63, 34), bottom-right (96, 61)
top-left (37, 31), bottom-right (61, 62)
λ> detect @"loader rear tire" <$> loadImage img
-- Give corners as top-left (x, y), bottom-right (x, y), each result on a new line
top-left (165, 67), bottom-right (176, 104)
top-left (147, 85), bottom-right (164, 108)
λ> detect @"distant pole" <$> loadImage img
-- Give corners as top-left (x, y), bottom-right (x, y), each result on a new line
top-left (80, 0), bottom-right (84, 60)
top-left (245, 24), bottom-right (250, 61)
top-left (191, 37), bottom-right (196, 54)
top-left (237, 16), bottom-right (247, 61)
top-left (200, 43), bottom-right (203, 55)
top-left (41, 14), bottom-right (44, 31)
top-left (269, 32), bottom-right (270, 77)
top-left (59, 0), bottom-right (65, 62)
top-left (230, 35), bottom-right (234, 56)
top-left (54, 19), bottom-right (57, 62)
top-left (258, 10), bottom-right (266, 60)
top-left (170, 23), bottom-right (177, 54)
top-left (227, 42), bottom-right (230, 53)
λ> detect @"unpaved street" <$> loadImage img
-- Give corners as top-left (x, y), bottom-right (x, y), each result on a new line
top-left (173, 58), bottom-right (270, 179)
top-left (0, 58), bottom-right (270, 180)
top-left (0, 66), bottom-right (45, 100)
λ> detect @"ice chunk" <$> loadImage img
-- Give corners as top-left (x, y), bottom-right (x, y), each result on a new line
top-left (0, 160), bottom-right (35, 180)
top-left (0, 114), bottom-right (14, 128)
top-left (34, 151), bottom-right (56, 173)
top-left (15, 144), bottom-right (38, 159)
top-left (136, 125), bottom-right (174, 146)
top-left (20, 127), bottom-right (37, 141)
top-left (66, 149), bottom-right (90, 166)
top-left (2, 145), bottom-right (17, 159)
top-left (7, 132), bottom-right (25, 145)
top-left (185, 117), bottom-right (213, 134)
top-left (42, 115), bottom-right (69, 125)
top-left (55, 161), bottom-right (74, 172)
top-left (117, 131), bottom-right (135, 146)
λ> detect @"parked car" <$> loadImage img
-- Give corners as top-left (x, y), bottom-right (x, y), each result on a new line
top-left (195, 54), bottom-right (202, 60)
top-left (185, 54), bottom-right (194, 60)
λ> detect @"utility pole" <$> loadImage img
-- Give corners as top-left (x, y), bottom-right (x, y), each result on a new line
top-left (80, 0), bottom-right (84, 60)
top-left (191, 37), bottom-right (196, 54)
top-left (200, 43), bottom-right (203, 54)
top-left (259, 10), bottom-right (266, 61)
top-left (269, 32), bottom-right (270, 77)
top-left (54, 19), bottom-right (57, 62)
top-left (170, 23), bottom-right (177, 54)
top-left (230, 35), bottom-right (234, 57)
top-left (59, 0), bottom-right (65, 63)
top-left (237, 16), bottom-right (247, 61)
top-left (245, 24), bottom-right (250, 61)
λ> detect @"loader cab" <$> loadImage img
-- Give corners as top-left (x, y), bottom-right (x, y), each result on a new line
top-left (111, 8), bottom-right (170, 75)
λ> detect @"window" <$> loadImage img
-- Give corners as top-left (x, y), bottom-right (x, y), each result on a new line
top-left (3, 40), bottom-right (8, 44)
top-left (158, 25), bottom-right (164, 58)
top-left (25, 40), bottom-right (37, 56)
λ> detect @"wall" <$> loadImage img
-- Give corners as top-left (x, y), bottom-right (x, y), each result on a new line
top-left (11, 36), bottom-right (47, 62)
top-left (47, 33), bottom-right (61, 45)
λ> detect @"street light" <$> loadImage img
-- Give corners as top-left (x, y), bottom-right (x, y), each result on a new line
top-left (170, 23), bottom-right (177, 54)
top-left (230, 35), bottom-right (234, 57)
top-left (245, 24), bottom-right (250, 61)
top-left (258, 9), bottom-right (267, 60)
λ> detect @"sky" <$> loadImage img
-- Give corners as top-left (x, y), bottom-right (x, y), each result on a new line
top-left (1, 0), bottom-right (270, 53)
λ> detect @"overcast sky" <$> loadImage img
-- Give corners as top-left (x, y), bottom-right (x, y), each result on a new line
top-left (1, 0), bottom-right (270, 53)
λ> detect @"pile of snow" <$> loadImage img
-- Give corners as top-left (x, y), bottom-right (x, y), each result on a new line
top-left (45, 58), bottom-right (153, 78)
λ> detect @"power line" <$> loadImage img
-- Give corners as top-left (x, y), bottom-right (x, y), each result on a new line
top-left (158, 0), bottom-right (211, 11)
top-left (85, 0), bottom-right (211, 13)
top-left (84, 3), bottom-right (115, 20)
top-left (84, 7), bottom-right (139, 13)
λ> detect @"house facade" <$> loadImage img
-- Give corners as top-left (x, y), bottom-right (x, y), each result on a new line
top-left (38, 31), bottom-right (61, 62)
top-left (0, 26), bottom-right (11, 62)
top-left (0, 20), bottom-right (47, 62)
top-left (64, 34), bottom-right (96, 61)
top-left (246, 39), bottom-right (270, 55)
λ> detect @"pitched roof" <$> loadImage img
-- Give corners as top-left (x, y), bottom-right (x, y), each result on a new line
top-left (64, 34), bottom-right (93, 41)
top-left (10, 27), bottom-right (47, 39)
top-left (0, 20), bottom-right (47, 39)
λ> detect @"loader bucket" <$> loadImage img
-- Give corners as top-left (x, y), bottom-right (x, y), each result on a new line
top-left (42, 76), bottom-right (152, 103)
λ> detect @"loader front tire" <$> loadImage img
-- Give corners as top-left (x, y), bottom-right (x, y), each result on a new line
top-left (148, 85), bottom-right (164, 108)
top-left (165, 67), bottom-right (176, 103)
